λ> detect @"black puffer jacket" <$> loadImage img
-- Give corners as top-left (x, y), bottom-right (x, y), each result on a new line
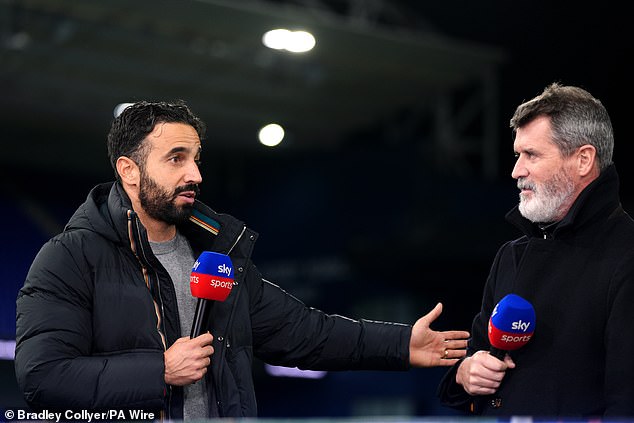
top-left (15, 182), bottom-right (412, 418)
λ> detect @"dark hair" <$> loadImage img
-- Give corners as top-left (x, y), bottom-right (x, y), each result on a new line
top-left (107, 100), bottom-right (206, 180)
top-left (510, 83), bottom-right (614, 171)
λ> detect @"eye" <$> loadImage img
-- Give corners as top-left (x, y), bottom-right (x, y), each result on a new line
top-left (515, 150), bottom-right (537, 160)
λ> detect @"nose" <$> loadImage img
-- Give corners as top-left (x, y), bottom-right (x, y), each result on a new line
top-left (185, 160), bottom-right (203, 185)
top-left (511, 155), bottom-right (527, 180)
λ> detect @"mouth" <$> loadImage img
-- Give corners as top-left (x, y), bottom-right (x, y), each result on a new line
top-left (518, 187), bottom-right (535, 202)
top-left (517, 180), bottom-right (535, 196)
top-left (177, 191), bottom-right (196, 204)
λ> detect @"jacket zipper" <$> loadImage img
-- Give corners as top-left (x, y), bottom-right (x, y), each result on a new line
top-left (227, 225), bottom-right (246, 255)
top-left (137, 230), bottom-right (172, 420)
top-left (213, 224), bottom-right (246, 416)
top-left (127, 210), bottom-right (171, 420)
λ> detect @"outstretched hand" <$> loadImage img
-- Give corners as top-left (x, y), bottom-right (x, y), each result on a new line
top-left (409, 302), bottom-right (470, 367)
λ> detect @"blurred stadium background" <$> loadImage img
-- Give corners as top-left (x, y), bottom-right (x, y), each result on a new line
top-left (1, 0), bottom-right (631, 418)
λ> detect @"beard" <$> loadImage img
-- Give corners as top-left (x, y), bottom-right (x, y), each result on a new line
top-left (138, 171), bottom-right (199, 226)
top-left (517, 167), bottom-right (576, 223)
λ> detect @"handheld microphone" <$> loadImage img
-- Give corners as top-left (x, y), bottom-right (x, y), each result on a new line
top-left (488, 294), bottom-right (535, 360)
top-left (189, 251), bottom-right (234, 338)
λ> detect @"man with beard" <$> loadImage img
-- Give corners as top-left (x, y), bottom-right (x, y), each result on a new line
top-left (437, 83), bottom-right (634, 417)
top-left (15, 100), bottom-right (470, 419)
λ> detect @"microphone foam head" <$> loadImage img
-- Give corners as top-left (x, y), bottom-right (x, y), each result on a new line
top-left (190, 251), bottom-right (235, 301)
top-left (488, 294), bottom-right (536, 351)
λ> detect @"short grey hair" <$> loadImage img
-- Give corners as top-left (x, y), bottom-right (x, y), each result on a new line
top-left (510, 83), bottom-right (614, 171)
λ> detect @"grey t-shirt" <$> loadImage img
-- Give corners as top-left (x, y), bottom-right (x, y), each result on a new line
top-left (150, 232), bottom-right (217, 419)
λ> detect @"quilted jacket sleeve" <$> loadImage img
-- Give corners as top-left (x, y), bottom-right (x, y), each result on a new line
top-left (248, 265), bottom-right (412, 371)
top-left (14, 237), bottom-right (166, 412)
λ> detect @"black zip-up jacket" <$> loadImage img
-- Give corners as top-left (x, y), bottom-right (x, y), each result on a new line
top-left (437, 165), bottom-right (634, 417)
top-left (15, 182), bottom-right (412, 418)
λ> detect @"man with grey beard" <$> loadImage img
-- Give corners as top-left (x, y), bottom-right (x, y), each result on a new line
top-left (437, 83), bottom-right (634, 417)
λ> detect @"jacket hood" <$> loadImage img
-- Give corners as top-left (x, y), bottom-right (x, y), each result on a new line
top-left (64, 181), bottom-right (128, 245)
top-left (506, 164), bottom-right (621, 238)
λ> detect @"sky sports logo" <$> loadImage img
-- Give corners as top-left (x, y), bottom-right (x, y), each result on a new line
top-left (488, 318), bottom-right (535, 350)
top-left (190, 275), bottom-right (234, 289)
top-left (190, 262), bottom-right (234, 286)
top-left (500, 333), bottom-right (532, 343)
top-left (489, 293), bottom-right (536, 351)
top-left (190, 252), bottom-right (235, 301)
top-left (190, 262), bottom-right (234, 288)
top-left (217, 263), bottom-right (232, 276)
top-left (511, 320), bottom-right (531, 332)
top-left (192, 254), bottom-right (233, 278)
top-left (192, 260), bottom-right (232, 277)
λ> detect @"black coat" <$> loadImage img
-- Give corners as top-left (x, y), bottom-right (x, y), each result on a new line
top-left (437, 165), bottom-right (634, 417)
top-left (15, 182), bottom-right (412, 418)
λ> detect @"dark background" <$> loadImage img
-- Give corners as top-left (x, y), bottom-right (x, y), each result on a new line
top-left (1, 0), bottom-right (631, 418)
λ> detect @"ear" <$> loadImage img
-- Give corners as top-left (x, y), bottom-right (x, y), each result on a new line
top-left (116, 156), bottom-right (140, 187)
top-left (576, 144), bottom-right (597, 177)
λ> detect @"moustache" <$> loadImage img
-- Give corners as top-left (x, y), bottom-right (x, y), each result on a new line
top-left (174, 184), bottom-right (200, 197)
top-left (517, 178), bottom-right (536, 192)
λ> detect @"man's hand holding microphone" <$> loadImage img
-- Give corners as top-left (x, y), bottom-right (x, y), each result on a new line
top-left (164, 252), bottom-right (234, 386)
top-left (456, 294), bottom-right (535, 395)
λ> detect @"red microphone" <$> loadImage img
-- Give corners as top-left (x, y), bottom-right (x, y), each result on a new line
top-left (189, 251), bottom-right (234, 338)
